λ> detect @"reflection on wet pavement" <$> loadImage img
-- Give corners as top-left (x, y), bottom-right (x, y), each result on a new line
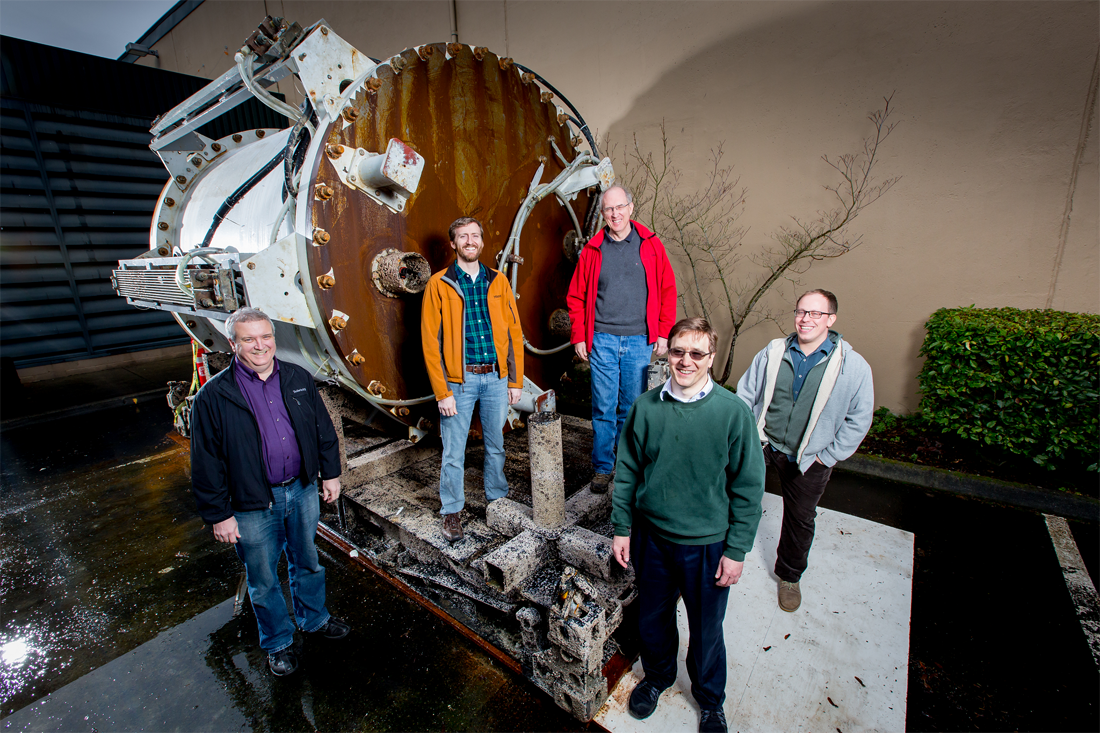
top-left (0, 401), bottom-right (587, 731)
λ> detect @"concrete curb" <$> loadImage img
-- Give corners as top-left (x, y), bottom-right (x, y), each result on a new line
top-left (0, 389), bottom-right (166, 431)
top-left (838, 453), bottom-right (1100, 522)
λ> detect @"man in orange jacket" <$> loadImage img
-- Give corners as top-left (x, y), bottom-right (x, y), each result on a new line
top-left (567, 185), bottom-right (677, 492)
top-left (421, 217), bottom-right (524, 542)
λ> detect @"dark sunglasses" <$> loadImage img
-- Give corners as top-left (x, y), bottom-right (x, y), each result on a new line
top-left (668, 347), bottom-right (713, 361)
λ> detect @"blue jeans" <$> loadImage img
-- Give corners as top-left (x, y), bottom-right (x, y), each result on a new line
top-left (234, 478), bottom-right (330, 653)
top-left (439, 372), bottom-right (510, 515)
top-left (589, 331), bottom-right (652, 473)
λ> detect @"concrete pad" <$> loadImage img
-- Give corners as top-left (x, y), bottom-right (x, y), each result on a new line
top-left (596, 493), bottom-right (913, 733)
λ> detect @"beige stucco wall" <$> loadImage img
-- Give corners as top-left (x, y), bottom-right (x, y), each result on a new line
top-left (139, 0), bottom-right (1100, 413)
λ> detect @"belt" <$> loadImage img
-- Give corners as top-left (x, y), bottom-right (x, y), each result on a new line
top-left (465, 363), bottom-right (497, 374)
top-left (271, 476), bottom-right (299, 488)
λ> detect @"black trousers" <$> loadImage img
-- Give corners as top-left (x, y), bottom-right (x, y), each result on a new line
top-left (764, 446), bottom-right (834, 583)
top-left (631, 525), bottom-right (730, 711)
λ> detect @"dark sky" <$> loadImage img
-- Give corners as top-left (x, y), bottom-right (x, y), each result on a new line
top-left (1, 0), bottom-right (176, 59)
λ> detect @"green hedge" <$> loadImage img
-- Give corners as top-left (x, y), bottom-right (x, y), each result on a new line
top-left (918, 306), bottom-right (1100, 471)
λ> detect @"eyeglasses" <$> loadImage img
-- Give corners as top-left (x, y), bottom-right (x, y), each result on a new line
top-left (668, 347), bottom-right (713, 361)
top-left (601, 202), bottom-right (631, 216)
top-left (794, 309), bottom-right (834, 319)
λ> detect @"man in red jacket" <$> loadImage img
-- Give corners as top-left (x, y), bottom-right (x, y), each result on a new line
top-left (566, 184), bottom-right (677, 492)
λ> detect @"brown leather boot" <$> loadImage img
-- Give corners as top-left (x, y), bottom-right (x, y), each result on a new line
top-left (442, 513), bottom-right (463, 542)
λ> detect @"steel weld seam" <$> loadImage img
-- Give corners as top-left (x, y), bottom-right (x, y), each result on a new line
top-left (1043, 513), bottom-right (1100, 667)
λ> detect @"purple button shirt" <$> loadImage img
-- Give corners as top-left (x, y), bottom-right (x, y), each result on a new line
top-left (234, 357), bottom-right (301, 485)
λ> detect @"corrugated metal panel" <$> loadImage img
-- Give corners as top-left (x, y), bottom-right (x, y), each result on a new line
top-left (0, 36), bottom-right (287, 369)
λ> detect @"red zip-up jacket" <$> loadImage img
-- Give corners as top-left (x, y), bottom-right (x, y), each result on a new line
top-left (566, 221), bottom-right (678, 351)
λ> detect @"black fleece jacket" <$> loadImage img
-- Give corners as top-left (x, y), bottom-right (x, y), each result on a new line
top-left (189, 358), bottom-right (341, 524)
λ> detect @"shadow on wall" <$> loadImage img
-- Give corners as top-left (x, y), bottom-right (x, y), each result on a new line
top-left (600, 0), bottom-right (1094, 405)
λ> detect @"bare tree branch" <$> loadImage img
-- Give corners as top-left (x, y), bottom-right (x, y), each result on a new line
top-left (615, 96), bottom-right (900, 383)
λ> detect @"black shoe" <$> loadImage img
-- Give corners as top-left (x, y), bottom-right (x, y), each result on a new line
top-left (268, 647), bottom-right (298, 676)
top-left (699, 708), bottom-right (728, 733)
top-left (629, 679), bottom-right (665, 719)
top-left (591, 473), bottom-right (612, 494)
top-left (308, 616), bottom-right (350, 640)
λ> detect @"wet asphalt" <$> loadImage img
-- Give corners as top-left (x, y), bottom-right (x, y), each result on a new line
top-left (0, 361), bottom-right (1097, 732)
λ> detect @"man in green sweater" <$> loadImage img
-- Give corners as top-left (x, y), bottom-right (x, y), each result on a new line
top-left (611, 317), bottom-right (766, 733)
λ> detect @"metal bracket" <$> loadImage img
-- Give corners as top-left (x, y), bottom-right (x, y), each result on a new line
top-left (326, 138), bottom-right (426, 214)
top-left (555, 156), bottom-right (615, 200)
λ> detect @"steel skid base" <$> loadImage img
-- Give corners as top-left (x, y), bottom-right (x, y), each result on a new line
top-left (316, 386), bottom-right (638, 722)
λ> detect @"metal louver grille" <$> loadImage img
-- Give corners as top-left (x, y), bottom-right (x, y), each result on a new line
top-left (0, 35), bottom-right (288, 369)
top-left (112, 269), bottom-right (193, 307)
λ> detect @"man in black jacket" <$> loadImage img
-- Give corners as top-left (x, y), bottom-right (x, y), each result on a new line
top-left (190, 307), bottom-right (348, 676)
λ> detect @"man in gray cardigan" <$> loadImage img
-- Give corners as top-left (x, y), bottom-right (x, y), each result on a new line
top-left (735, 289), bottom-right (874, 612)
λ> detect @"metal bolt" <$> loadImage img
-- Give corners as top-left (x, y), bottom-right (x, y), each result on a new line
top-left (256, 130), bottom-right (266, 138)
top-left (321, 26), bottom-right (329, 35)
top-left (175, 175), bottom-right (187, 185)
top-left (348, 352), bottom-right (366, 366)
top-left (247, 262), bottom-right (256, 270)
top-left (448, 43), bottom-right (464, 57)
top-left (557, 112), bottom-right (568, 126)
top-left (397, 406), bottom-right (410, 417)
top-left (313, 229), bottom-right (330, 245)
top-left (158, 222), bottom-right (169, 231)
top-left (538, 155), bottom-right (548, 164)
top-left (315, 184), bottom-right (334, 201)
top-left (326, 144), bottom-right (345, 159)
top-left (349, 174), bottom-right (356, 182)
top-left (211, 143), bottom-right (222, 152)
top-left (298, 53), bottom-right (306, 61)
top-left (521, 72), bottom-right (536, 84)
top-left (200, 297), bottom-right (214, 308)
top-left (571, 136), bottom-right (582, 148)
top-left (186, 320), bottom-right (196, 328)
top-left (317, 274), bottom-right (335, 289)
top-left (203, 339), bottom-right (214, 347)
top-left (366, 77), bottom-right (382, 93)
top-left (164, 197), bottom-right (175, 207)
top-left (541, 91), bottom-right (553, 104)
top-left (341, 106), bottom-right (359, 122)
top-left (367, 380), bottom-right (387, 396)
top-left (499, 57), bottom-right (514, 70)
top-left (328, 315), bottom-right (347, 331)
top-left (390, 56), bottom-right (407, 73)
top-left (190, 156), bottom-right (202, 166)
top-left (157, 246), bottom-right (170, 256)
top-left (232, 134), bottom-right (243, 143)
top-left (417, 45), bottom-right (434, 60)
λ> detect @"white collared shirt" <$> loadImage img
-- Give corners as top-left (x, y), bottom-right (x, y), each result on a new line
top-left (660, 375), bottom-right (713, 403)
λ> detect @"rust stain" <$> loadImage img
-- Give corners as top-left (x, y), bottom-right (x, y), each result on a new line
top-left (302, 42), bottom-right (591, 427)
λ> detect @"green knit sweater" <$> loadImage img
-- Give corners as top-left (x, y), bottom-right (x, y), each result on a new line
top-left (610, 386), bottom-right (766, 561)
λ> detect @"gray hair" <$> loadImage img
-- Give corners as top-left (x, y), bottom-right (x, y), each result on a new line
top-left (599, 184), bottom-right (633, 210)
top-left (224, 307), bottom-right (273, 342)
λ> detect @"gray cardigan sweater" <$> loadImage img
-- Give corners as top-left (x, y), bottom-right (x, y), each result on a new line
top-left (735, 332), bottom-right (875, 474)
